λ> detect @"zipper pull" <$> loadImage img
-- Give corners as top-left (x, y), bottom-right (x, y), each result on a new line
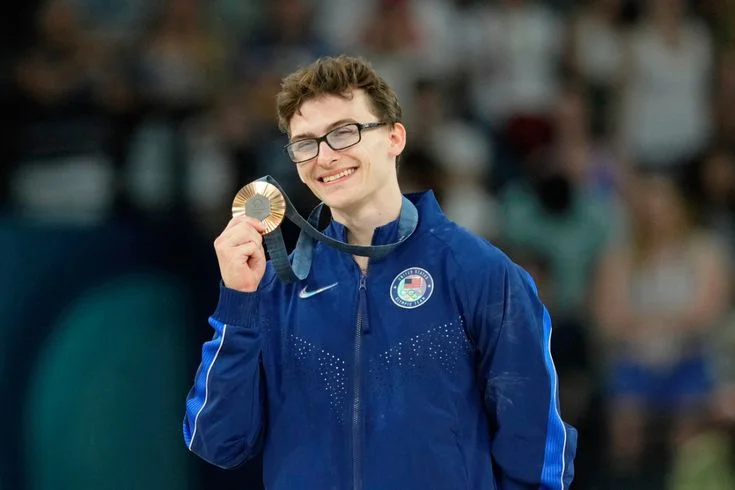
top-left (358, 273), bottom-right (369, 333)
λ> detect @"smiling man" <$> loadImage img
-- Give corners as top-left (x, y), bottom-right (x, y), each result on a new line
top-left (183, 55), bottom-right (577, 490)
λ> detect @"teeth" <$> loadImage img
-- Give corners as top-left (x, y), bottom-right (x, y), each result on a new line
top-left (322, 168), bottom-right (355, 183)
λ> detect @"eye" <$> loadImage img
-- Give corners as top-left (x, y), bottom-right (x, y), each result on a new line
top-left (332, 126), bottom-right (357, 138)
top-left (291, 140), bottom-right (316, 152)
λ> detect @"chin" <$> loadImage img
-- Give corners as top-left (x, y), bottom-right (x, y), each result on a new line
top-left (320, 191), bottom-right (362, 211)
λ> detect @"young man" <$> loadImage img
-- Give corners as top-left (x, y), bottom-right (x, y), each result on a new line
top-left (184, 55), bottom-right (577, 489)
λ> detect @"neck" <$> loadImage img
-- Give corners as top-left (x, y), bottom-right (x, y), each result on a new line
top-left (331, 179), bottom-right (404, 247)
top-left (639, 225), bottom-right (683, 252)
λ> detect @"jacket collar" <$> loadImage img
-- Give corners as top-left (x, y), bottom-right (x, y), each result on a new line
top-left (322, 190), bottom-right (443, 246)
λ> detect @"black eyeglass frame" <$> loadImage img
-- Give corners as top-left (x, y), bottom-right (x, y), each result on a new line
top-left (284, 122), bottom-right (387, 164)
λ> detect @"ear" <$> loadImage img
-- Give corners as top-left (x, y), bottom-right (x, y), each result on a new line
top-left (388, 122), bottom-right (407, 160)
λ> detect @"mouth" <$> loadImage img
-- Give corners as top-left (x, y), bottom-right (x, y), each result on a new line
top-left (318, 168), bottom-right (357, 185)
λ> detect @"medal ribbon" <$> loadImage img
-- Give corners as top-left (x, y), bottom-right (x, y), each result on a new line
top-left (247, 175), bottom-right (418, 283)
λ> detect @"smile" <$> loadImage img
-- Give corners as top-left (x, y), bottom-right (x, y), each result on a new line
top-left (320, 168), bottom-right (356, 184)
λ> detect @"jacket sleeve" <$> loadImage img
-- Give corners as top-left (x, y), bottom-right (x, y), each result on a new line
top-left (462, 252), bottom-right (577, 489)
top-left (183, 283), bottom-right (267, 469)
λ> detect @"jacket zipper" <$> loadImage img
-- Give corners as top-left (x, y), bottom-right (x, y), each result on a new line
top-left (352, 272), bottom-right (368, 490)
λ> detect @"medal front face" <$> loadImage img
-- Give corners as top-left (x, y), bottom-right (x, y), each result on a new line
top-left (232, 181), bottom-right (286, 234)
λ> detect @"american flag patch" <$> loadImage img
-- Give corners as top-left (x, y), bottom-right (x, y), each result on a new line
top-left (403, 276), bottom-right (424, 289)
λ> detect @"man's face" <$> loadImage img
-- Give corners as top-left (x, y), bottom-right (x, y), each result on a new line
top-left (288, 90), bottom-right (405, 212)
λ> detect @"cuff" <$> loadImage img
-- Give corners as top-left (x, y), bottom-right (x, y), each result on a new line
top-left (212, 282), bottom-right (259, 327)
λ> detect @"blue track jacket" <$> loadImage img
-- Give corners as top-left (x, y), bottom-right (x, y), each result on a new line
top-left (184, 190), bottom-right (577, 490)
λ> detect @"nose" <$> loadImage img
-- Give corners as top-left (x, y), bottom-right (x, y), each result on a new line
top-left (316, 140), bottom-right (339, 167)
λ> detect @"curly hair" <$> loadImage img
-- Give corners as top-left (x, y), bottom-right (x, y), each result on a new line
top-left (275, 55), bottom-right (402, 134)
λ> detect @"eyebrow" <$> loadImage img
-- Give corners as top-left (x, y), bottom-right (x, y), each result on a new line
top-left (290, 118), bottom-right (357, 141)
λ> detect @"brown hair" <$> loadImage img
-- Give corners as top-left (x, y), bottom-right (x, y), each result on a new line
top-left (627, 172), bottom-right (695, 264)
top-left (275, 55), bottom-right (402, 134)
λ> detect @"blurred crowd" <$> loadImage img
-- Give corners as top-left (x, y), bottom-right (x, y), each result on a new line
top-left (2, 0), bottom-right (735, 489)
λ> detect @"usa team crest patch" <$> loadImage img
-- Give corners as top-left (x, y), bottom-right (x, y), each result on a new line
top-left (390, 267), bottom-right (434, 309)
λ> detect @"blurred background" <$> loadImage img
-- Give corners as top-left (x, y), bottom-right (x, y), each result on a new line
top-left (1, 0), bottom-right (734, 488)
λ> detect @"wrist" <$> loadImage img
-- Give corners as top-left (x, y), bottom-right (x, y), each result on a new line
top-left (213, 282), bottom-right (259, 326)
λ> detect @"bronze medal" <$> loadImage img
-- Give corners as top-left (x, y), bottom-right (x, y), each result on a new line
top-left (231, 181), bottom-right (286, 234)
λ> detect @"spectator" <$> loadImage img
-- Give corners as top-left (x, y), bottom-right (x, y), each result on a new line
top-left (592, 171), bottom-right (731, 485)
top-left (618, 0), bottom-right (714, 172)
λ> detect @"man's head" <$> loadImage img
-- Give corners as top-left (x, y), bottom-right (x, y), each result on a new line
top-left (276, 55), bottom-right (406, 212)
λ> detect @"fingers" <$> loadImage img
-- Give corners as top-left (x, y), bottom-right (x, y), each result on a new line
top-left (226, 226), bottom-right (263, 248)
top-left (218, 216), bottom-right (267, 247)
top-left (235, 241), bottom-right (264, 264)
top-left (225, 214), bottom-right (267, 233)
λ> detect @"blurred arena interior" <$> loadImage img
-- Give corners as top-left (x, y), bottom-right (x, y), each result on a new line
top-left (1, 1), bottom-right (734, 489)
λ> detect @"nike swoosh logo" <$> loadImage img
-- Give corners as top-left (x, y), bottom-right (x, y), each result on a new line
top-left (299, 282), bottom-right (338, 299)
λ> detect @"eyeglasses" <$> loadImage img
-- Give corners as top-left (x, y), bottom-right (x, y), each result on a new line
top-left (285, 122), bottom-right (387, 164)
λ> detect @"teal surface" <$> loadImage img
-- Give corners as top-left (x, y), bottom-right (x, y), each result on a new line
top-left (24, 274), bottom-right (192, 490)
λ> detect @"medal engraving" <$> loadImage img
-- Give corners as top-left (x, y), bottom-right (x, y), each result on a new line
top-left (245, 194), bottom-right (271, 221)
top-left (232, 181), bottom-right (286, 234)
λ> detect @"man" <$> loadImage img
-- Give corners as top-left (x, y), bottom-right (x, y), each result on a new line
top-left (184, 55), bottom-right (577, 489)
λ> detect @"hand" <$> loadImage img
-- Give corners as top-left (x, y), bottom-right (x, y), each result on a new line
top-left (214, 215), bottom-right (267, 292)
